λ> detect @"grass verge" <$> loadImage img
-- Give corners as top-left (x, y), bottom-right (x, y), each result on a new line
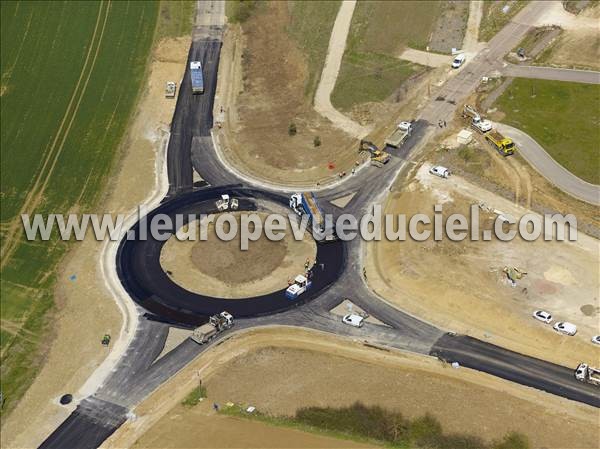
top-left (480, 1), bottom-right (529, 42)
top-left (156, 0), bottom-right (195, 39)
top-left (221, 402), bottom-right (531, 449)
top-left (0, 0), bottom-right (159, 416)
top-left (493, 78), bottom-right (600, 184)
top-left (286, 1), bottom-right (341, 100)
top-left (331, 1), bottom-right (437, 112)
top-left (182, 385), bottom-right (207, 407)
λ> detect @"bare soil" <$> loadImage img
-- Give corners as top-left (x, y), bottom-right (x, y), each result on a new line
top-left (539, 28), bottom-right (600, 70)
top-left (217, 3), bottom-right (359, 186)
top-left (1, 37), bottom-right (191, 449)
top-left (105, 328), bottom-right (598, 449)
top-left (160, 213), bottom-right (316, 298)
top-left (368, 163), bottom-right (599, 368)
top-left (428, 0), bottom-right (470, 54)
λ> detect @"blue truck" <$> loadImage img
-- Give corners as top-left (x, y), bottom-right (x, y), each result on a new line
top-left (190, 61), bottom-right (204, 94)
top-left (289, 192), bottom-right (335, 241)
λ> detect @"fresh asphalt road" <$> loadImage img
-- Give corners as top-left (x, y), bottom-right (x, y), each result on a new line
top-left (39, 2), bottom-right (599, 448)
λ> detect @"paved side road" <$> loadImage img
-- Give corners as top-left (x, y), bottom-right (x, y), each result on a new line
top-left (495, 123), bottom-right (600, 206)
top-left (503, 64), bottom-right (600, 84)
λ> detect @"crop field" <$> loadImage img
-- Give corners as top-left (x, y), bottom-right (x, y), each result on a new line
top-left (0, 0), bottom-right (158, 415)
top-left (493, 78), bottom-right (600, 185)
top-left (331, 1), bottom-right (438, 112)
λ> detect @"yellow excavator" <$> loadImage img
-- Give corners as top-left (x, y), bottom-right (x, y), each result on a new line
top-left (359, 140), bottom-right (390, 168)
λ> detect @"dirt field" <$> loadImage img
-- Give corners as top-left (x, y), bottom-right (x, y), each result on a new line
top-left (428, 0), bottom-right (470, 53)
top-left (105, 328), bottom-right (598, 449)
top-left (160, 212), bottom-right (316, 298)
top-left (217, 3), bottom-right (358, 187)
top-left (1, 36), bottom-right (191, 449)
top-left (367, 162), bottom-right (599, 368)
top-left (538, 27), bottom-right (600, 70)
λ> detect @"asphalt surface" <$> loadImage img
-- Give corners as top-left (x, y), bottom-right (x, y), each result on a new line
top-left (39, 2), bottom-right (599, 448)
top-left (503, 64), bottom-right (600, 85)
top-left (495, 122), bottom-right (600, 206)
top-left (117, 186), bottom-right (346, 325)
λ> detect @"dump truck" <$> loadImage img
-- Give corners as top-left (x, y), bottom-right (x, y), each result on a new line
top-left (462, 105), bottom-right (491, 133)
top-left (285, 274), bottom-right (312, 300)
top-left (165, 81), bottom-right (177, 98)
top-left (290, 192), bottom-right (324, 232)
top-left (190, 312), bottom-right (234, 344)
top-left (384, 121), bottom-right (412, 148)
top-left (359, 140), bottom-right (390, 167)
top-left (575, 363), bottom-right (600, 386)
top-left (485, 129), bottom-right (516, 156)
top-left (190, 61), bottom-right (204, 94)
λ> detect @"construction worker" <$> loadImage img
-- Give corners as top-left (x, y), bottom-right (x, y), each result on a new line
top-left (304, 258), bottom-right (310, 270)
top-left (287, 278), bottom-right (293, 286)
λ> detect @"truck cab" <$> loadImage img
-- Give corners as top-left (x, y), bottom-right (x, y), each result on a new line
top-left (285, 274), bottom-right (312, 300)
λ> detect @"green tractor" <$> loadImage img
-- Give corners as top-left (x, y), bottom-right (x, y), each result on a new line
top-left (101, 334), bottom-right (111, 346)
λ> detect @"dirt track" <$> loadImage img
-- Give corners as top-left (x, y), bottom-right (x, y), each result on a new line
top-left (104, 328), bottom-right (598, 449)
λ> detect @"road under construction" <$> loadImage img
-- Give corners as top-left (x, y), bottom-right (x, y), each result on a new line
top-left (39, 2), bottom-right (600, 448)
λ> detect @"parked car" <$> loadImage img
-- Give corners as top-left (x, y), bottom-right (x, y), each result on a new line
top-left (553, 321), bottom-right (577, 336)
top-left (429, 166), bottom-right (450, 178)
top-left (342, 314), bottom-right (365, 328)
top-left (452, 53), bottom-right (466, 68)
top-left (532, 310), bottom-right (552, 324)
top-left (591, 335), bottom-right (600, 345)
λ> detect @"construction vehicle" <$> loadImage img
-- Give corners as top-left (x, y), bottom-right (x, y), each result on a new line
top-left (485, 129), bottom-right (516, 156)
top-left (384, 121), bottom-right (413, 148)
top-left (190, 61), bottom-right (204, 94)
top-left (290, 192), bottom-right (323, 232)
top-left (359, 140), bottom-right (390, 167)
top-left (215, 194), bottom-right (238, 211)
top-left (462, 105), bottom-right (491, 133)
top-left (575, 363), bottom-right (600, 386)
top-left (190, 312), bottom-right (234, 345)
top-left (285, 274), bottom-right (312, 300)
top-left (101, 334), bottom-right (111, 346)
top-left (165, 81), bottom-right (177, 98)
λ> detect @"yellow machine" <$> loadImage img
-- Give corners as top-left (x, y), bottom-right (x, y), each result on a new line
top-left (359, 140), bottom-right (390, 167)
top-left (485, 130), bottom-right (516, 156)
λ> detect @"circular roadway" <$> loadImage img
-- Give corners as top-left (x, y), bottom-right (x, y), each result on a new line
top-left (117, 186), bottom-right (346, 325)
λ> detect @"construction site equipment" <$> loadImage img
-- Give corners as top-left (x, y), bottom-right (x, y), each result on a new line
top-left (191, 312), bottom-right (234, 345)
top-left (485, 130), bottom-right (516, 156)
top-left (165, 81), bottom-right (177, 98)
top-left (575, 363), bottom-right (600, 386)
top-left (290, 192), bottom-right (324, 233)
top-left (216, 194), bottom-right (231, 211)
top-left (101, 334), bottom-right (111, 346)
top-left (285, 274), bottom-right (312, 300)
top-left (190, 61), bottom-right (204, 94)
top-left (503, 266), bottom-right (527, 286)
top-left (462, 105), bottom-right (492, 133)
top-left (359, 140), bottom-right (390, 167)
top-left (385, 121), bottom-right (413, 148)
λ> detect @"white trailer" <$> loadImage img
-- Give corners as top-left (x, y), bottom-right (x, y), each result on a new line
top-left (191, 312), bottom-right (234, 345)
top-left (575, 363), bottom-right (600, 386)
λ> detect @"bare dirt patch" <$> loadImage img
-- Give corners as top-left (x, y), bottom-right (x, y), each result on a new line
top-left (160, 213), bottom-right (316, 298)
top-left (1, 36), bottom-right (191, 449)
top-left (538, 28), bottom-right (600, 70)
top-left (367, 164), bottom-right (599, 368)
top-left (428, 0), bottom-right (470, 54)
top-left (105, 329), bottom-right (598, 449)
top-left (217, 3), bottom-right (358, 186)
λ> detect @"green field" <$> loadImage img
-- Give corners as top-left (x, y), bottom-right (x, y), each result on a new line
top-left (286, 1), bottom-right (341, 101)
top-left (331, 1), bottom-right (439, 112)
top-left (479, 1), bottom-right (529, 42)
top-left (493, 78), bottom-right (600, 184)
top-left (0, 0), bottom-right (160, 415)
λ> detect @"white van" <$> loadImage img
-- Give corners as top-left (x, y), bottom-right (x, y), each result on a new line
top-left (452, 54), bottom-right (466, 68)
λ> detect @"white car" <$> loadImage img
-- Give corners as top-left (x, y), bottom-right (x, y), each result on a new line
top-left (553, 321), bottom-right (577, 336)
top-left (452, 53), bottom-right (466, 68)
top-left (429, 166), bottom-right (450, 178)
top-left (342, 314), bottom-right (365, 328)
top-left (532, 310), bottom-right (552, 324)
top-left (591, 335), bottom-right (600, 345)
